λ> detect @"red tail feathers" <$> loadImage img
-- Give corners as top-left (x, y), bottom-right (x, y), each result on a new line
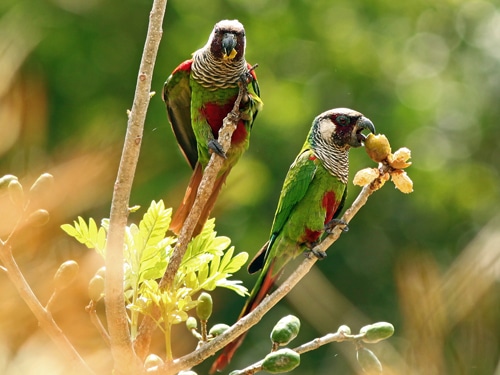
top-left (170, 163), bottom-right (230, 236)
top-left (210, 262), bottom-right (279, 373)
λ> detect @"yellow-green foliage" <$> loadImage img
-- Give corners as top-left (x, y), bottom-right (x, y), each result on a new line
top-left (61, 200), bottom-right (248, 336)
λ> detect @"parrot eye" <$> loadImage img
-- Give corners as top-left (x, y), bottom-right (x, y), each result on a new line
top-left (335, 114), bottom-right (350, 127)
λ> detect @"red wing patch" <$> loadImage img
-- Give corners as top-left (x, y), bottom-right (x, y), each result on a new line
top-left (201, 101), bottom-right (248, 145)
top-left (303, 228), bottom-right (322, 243)
top-left (172, 59), bottom-right (192, 74)
top-left (322, 191), bottom-right (339, 224)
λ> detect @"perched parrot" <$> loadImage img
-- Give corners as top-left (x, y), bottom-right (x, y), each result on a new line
top-left (210, 108), bottom-right (375, 373)
top-left (163, 19), bottom-right (262, 235)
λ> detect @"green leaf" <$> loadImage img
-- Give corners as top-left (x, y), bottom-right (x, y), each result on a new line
top-left (60, 223), bottom-right (78, 237)
top-left (61, 217), bottom-right (107, 253)
top-left (219, 246), bottom-right (234, 272)
top-left (215, 279), bottom-right (248, 296)
top-left (222, 250), bottom-right (249, 274)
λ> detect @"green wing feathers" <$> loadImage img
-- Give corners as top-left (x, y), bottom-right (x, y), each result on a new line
top-left (271, 149), bottom-right (318, 236)
top-left (163, 66), bottom-right (197, 169)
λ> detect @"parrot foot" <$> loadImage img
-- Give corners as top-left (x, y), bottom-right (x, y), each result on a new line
top-left (240, 63), bottom-right (258, 85)
top-left (305, 242), bottom-right (327, 259)
top-left (238, 72), bottom-right (253, 109)
top-left (310, 248), bottom-right (327, 259)
top-left (208, 139), bottom-right (226, 158)
top-left (324, 218), bottom-right (349, 234)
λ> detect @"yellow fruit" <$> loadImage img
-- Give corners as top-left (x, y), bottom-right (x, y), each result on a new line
top-left (353, 168), bottom-right (380, 187)
top-left (391, 170), bottom-right (414, 194)
top-left (365, 134), bottom-right (391, 162)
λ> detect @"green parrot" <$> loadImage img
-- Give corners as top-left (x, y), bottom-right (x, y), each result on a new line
top-left (163, 19), bottom-right (262, 235)
top-left (210, 108), bottom-right (375, 373)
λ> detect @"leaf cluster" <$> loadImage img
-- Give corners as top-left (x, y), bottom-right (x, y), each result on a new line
top-left (61, 200), bottom-right (248, 337)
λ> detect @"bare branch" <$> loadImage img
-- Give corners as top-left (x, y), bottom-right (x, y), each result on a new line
top-left (149, 165), bottom-right (389, 374)
top-left (86, 300), bottom-right (111, 347)
top-left (0, 243), bottom-right (94, 374)
top-left (230, 331), bottom-right (349, 375)
top-left (134, 80), bottom-right (248, 359)
top-left (159, 80), bottom-right (248, 291)
top-left (105, 0), bottom-right (168, 373)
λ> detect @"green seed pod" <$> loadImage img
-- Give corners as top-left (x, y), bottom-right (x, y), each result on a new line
top-left (337, 325), bottom-right (351, 336)
top-left (208, 323), bottom-right (230, 337)
top-left (0, 175), bottom-right (18, 189)
top-left (88, 275), bottom-right (105, 301)
top-left (25, 209), bottom-right (50, 227)
top-left (270, 315), bottom-right (301, 346)
top-left (262, 348), bottom-right (300, 374)
top-left (53, 260), bottom-right (79, 291)
top-left (356, 347), bottom-right (382, 374)
top-left (186, 317), bottom-right (198, 331)
top-left (360, 322), bottom-right (394, 344)
top-left (144, 353), bottom-right (163, 370)
top-left (29, 173), bottom-right (54, 197)
top-left (8, 179), bottom-right (24, 207)
top-left (196, 292), bottom-right (213, 321)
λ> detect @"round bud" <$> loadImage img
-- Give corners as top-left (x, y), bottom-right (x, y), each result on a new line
top-left (365, 133), bottom-right (391, 162)
top-left (356, 347), bottom-right (382, 374)
top-left (29, 173), bottom-right (54, 197)
top-left (8, 179), bottom-right (24, 207)
top-left (360, 322), bottom-right (394, 344)
top-left (0, 175), bottom-right (18, 189)
top-left (53, 260), bottom-right (79, 291)
top-left (186, 317), bottom-right (198, 331)
top-left (262, 348), bottom-right (300, 373)
top-left (26, 209), bottom-right (50, 227)
top-left (337, 325), bottom-right (351, 336)
top-left (196, 292), bottom-right (213, 321)
top-left (208, 323), bottom-right (230, 337)
top-left (88, 275), bottom-right (105, 301)
top-left (270, 315), bottom-right (301, 346)
top-left (144, 353), bottom-right (163, 370)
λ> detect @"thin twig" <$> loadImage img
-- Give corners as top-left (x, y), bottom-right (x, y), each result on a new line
top-left (293, 331), bottom-right (348, 355)
top-left (86, 300), bottom-right (111, 347)
top-left (149, 167), bottom-right (388, 374)
top-left (0, 242), bottom-right (95, 374)
top-left (105, 0), bottom-right (168, 373)
top-left (231, 331), bottom-right (350, 375)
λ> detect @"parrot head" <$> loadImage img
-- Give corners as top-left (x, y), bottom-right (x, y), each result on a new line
top-left (313, 108), bottom-right (376, 151)
top-left (207, 20), bottom-right (246, 62)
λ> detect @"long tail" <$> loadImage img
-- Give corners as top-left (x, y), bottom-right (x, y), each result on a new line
top-left (210, 260), bottom-right (280, 373)
top-left (170, 163), bottom-right (230, 236)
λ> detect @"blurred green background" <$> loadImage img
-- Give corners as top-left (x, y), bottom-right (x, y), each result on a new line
top-left (1, 0), bottom-right (500, 374)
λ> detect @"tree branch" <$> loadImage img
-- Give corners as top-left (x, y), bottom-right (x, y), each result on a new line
top-left (159, 80), bottom-right (247, 291)
top-left (230, 331), bottom-right (350, 375)
top-left (105, 0), bottom-right (168, 373)
top-left (149, 164), bottom-right (389, 374)
top-left (134, 79), bottom-right (248, 359)
top-left (0, 242), bottom-right (94, 374)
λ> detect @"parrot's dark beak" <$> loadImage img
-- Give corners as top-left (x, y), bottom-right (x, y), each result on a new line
top-left (222, 33), bottom-right (238, 60)
top-left (354, 117), bottom-right (376, 145)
